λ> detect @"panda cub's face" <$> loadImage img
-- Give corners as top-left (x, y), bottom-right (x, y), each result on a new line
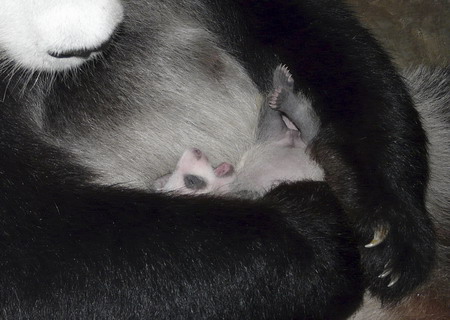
top-left (0, 0), bottom-right (123, 72)
top-left (155, 149), bottom-right (236, 195)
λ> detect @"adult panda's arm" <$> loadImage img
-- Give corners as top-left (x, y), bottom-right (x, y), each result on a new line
top-left (0, 117), bottom-right (362, 319)
top-left (232, 0), bottom-right (435, 302)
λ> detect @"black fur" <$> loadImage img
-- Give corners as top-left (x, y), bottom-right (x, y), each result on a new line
top-left (230, 0), bottom-right (435, 301)
top-left (0, 126), bottom-right (362, 318)
top-left (0, 0), bottom-right (436, 318)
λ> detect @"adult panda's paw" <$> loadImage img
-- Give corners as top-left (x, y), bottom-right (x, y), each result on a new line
top-left (236, 0), bottom-right (437, 304)
top-left (358, 213), bottom-right (436, 303)
top-left (364, 225), bottom-right (389, 249)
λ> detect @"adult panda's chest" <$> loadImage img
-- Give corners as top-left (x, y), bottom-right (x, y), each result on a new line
top-left (40, 19), bottom-right (262, 189)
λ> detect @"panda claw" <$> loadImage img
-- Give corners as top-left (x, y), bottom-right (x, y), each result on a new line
top-left (388, 274), bottom-right (400, 287)
top-left (378, 268), bottom-right (392, 279)
top-left (364, 225), bottom-right (389, 248)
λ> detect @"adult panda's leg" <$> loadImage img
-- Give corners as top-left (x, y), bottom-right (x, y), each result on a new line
top-left (350, 66), bottom-right (450, 320)
top-left (233, 0), bottom-right (436, 302)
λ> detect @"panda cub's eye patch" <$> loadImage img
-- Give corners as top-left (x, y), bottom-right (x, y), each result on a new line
top-left (184, 174), bottom-right (207, 190)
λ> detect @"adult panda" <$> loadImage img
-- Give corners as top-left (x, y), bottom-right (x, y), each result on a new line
top-left (351, 67), bottom-right (450, 320)
top-left (0, 0), bottom-right (443, 318)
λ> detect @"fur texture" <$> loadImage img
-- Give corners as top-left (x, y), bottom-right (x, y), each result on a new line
top-left (351, 67), bottom-right (450, 320)
top-left (0, 0), bottom-right (447, 318)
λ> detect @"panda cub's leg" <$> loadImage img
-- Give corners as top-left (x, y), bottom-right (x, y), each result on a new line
top-left (269, 64), bottom-right (320, 144)
top-left (256, 99), bottom-right (289, 143)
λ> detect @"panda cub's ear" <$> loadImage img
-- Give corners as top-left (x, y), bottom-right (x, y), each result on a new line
top-left (0, 0), bottom-right (123, 72)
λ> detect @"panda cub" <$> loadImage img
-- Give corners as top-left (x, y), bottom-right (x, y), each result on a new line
top-left (156, 65), bottom-right (324, 196)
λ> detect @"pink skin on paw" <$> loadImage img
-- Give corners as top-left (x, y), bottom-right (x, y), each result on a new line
top-left (269, 88), bottom-right (282, 109)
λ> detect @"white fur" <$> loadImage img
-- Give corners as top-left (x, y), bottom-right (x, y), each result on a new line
top-left (0, 0), bottom-right (123, 71)
top-left (158, 149), bottom-right (236, 195)
top-left (234, 136), bottom-right (324, 195)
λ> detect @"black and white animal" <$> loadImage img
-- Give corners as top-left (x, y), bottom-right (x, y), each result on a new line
top-left (156, 65), bottom-right (324, 197)
top-left (0, 0), bottom-right (448, 319)
top-left (237, 64), bottom-right (324, 194)
top-left (154, 147), bottom-right (238, 194)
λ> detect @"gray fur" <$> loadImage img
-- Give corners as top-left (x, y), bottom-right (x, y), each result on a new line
top-left (266, 64), bottom-right (320, 143)
top-left (157, 64), bottom-right (324, 197)
top-left (233, 64), bottom-right (324, 195)
top-left (36, 2), bottom-right (261, 189)
top-left (3, 0), bottom-right (448, 316)
top-left (159, 66), bottom-right (450, 319)
top-left (232, 140), bottom-right (324, 195)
